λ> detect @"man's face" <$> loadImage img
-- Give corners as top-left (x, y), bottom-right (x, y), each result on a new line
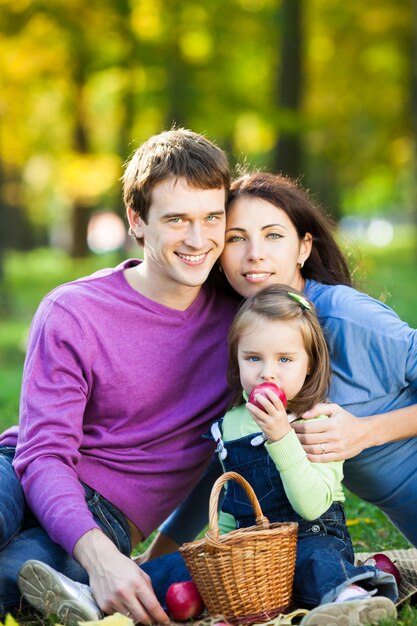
top-left (129, 177), bottom-right (226, 297)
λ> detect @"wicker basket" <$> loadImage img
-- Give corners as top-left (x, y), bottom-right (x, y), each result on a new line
top-left (179, 471), bottom-right (298, 625)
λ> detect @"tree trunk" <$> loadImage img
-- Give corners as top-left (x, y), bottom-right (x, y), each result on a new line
top-left (273, 0), bottom-right (303, 178)
top-left (164, 0), bottom-right (188, 129)
top-left (412, 0), bottom-right (417, 260)
top-left (69, 72), bottom-right (91, 258)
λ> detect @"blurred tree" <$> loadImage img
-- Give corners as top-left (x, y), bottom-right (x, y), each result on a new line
top-left (412, 0), bottom-right (417, 244)
top-left (0, 0), bottom-right (414, 259)
top-left (273, 0), bottom-right (303, 178)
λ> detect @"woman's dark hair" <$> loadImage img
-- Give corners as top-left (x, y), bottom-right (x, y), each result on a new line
top-left (227, 172), bottom-right (352, 287)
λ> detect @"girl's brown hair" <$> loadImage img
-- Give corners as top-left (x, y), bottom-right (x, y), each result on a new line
top-left (228, 284), bottom-right (330, 416)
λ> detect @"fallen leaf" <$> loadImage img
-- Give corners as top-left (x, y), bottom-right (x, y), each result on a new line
top-left (347, 518), bottom-right (375, 526)
top-left (79, 612), bottom-right (134, 626)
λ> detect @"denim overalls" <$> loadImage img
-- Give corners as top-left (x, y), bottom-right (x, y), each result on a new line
top-left (210, 421), bottom-right (398, 608)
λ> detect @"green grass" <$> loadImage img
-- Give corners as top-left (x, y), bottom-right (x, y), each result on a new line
top-left (1, 237), bottom-right (417, 625)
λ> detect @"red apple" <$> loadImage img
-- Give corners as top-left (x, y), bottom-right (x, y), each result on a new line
top-left (364, 553), bottom-right (401, 586)
top-left (248, 382), bottom-right (287, 410)
top-left (165, 581), bottom-right (205, 621)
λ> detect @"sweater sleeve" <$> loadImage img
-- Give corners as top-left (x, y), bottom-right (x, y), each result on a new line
top-left (13, 298), bottom-right (100, 555)
top-left (311, 284), bottom-right (417, 415)
top-left (266, 427), bottom-right (344, 520)
top-left (218, 510), bottom-right (237, 535)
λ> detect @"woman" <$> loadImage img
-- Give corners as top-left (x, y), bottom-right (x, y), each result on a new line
top-left (145, 170), bottom-right (417, 557)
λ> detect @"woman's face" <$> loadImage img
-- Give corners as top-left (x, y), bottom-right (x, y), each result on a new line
top-left (221, 196), bottom-right (312, 298)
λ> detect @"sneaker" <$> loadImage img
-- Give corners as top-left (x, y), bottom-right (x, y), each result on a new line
top-left (18, 559), bottom-right (103, 625)
top-left (299, 596), bottom-right (397, 626)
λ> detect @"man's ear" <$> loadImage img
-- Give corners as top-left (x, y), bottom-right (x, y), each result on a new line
top-left (299, 232), bottom-right (313, 265)
top-left (126, 206), bottom-right (144, 239)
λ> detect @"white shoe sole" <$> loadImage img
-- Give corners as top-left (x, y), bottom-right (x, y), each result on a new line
top-left (300, 596), bottom-right (397, 626)
top-left (18, 560), bottom-right (101, 625)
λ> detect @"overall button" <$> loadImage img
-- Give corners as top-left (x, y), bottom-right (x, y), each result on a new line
top-left (311, 524), bottom-right (321, 533)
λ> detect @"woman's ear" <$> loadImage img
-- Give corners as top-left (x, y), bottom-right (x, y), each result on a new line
top-left (126, 206), bottom-right (144, 240)
top-left (299, 232), bottom-right (313, 265)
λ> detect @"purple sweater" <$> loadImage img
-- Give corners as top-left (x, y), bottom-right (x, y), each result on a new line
top-left (1, 260), bottom-right (237, 555)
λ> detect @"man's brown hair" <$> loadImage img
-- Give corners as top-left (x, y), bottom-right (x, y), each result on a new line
top-left (123, 128), bottom-right (230, 245)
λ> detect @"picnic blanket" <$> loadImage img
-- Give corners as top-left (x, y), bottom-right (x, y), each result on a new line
top-left (355, 548), bottom-right (417, 606)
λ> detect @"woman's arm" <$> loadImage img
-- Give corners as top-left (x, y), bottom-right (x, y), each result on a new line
top-left (293, 402), bottom-right (417, 462)
top-left (298, 285), bottom-right (417, 462)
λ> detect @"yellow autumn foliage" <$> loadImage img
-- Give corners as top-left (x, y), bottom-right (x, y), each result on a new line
top-left (79, 612), bottom-right (134, 626)
top-left (0, 611), bottom-right (133, 626)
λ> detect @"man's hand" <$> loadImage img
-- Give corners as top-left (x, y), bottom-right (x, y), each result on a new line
top-left (74, 529), bottom-right (169, 624)
top-left (246, 388), bottom-right (291, 442)
top-left (292, 403), bottom-right (371, 462)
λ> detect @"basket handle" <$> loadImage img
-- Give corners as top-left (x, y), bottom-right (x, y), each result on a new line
top-left (208, 471), bottom-right (270, 541)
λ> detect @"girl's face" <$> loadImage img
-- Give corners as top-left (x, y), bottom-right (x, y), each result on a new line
top-left (238, 317), bottom-right (310, 401)
top-left (221, 196), bottom-right (312, 298)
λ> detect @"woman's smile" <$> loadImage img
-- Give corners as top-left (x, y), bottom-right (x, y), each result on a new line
top-left (221, 196), bottom-right (311, 298)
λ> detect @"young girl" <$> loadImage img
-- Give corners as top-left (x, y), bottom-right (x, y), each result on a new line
top-left (212, 284), bottom-right (397, 626)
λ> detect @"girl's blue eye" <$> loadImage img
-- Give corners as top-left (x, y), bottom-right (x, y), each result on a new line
top-left (247, 356), bottom-right (260, 362)
top-left (279, 357), bottom-right (290, 363)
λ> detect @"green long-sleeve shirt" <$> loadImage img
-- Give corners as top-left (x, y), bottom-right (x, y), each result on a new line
top-left (218, 404), bottom-right (345, 534)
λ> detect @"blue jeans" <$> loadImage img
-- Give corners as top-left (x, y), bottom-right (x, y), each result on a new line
top-left (0, 447), bottom-right (132, 616)
top-left (344, 437), bottom-right (417, 546)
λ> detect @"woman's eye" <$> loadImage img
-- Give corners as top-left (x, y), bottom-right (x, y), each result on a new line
top-left (267, 232), bottom-right (282, 240)
top-left (226, 235), bottom-right (245, 243)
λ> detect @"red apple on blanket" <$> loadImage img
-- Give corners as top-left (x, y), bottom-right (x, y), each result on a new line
top-left (165, 581), bottom-right (205, 621)
top-left (364, 553), bottom-right (401, 586)
top-left (249, 382), bottom-right (287, 411)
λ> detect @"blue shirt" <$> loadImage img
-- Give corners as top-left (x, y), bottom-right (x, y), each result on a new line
top-left (304, 279), bottom-right (417, 417)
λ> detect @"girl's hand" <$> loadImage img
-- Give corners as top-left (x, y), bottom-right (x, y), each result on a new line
top-left (246, 388), bottom-right (291, 442)
top-left (292, 402), bottom-right (371, 462)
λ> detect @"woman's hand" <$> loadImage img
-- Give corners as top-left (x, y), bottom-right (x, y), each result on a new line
top-left (292, 403), bottom-right (371, 462)
top-left (247, 388), bottom-right (291, 442)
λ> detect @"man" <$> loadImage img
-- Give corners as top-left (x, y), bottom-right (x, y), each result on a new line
top-left (0, 129), bottom-right (237, 623)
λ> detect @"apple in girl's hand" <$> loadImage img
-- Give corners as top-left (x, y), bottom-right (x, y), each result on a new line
top-left (248, 382), bottom-right (287, 410)
top-left (165, 581), bottom-right (205, 621)
top-left (364, 553), bottom-right (401, 586)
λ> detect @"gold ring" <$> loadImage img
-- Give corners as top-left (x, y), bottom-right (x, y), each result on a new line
top-left (126, 611), bottom-right (131, 618)
top-left (320, 443), bottom-right (326, 455)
